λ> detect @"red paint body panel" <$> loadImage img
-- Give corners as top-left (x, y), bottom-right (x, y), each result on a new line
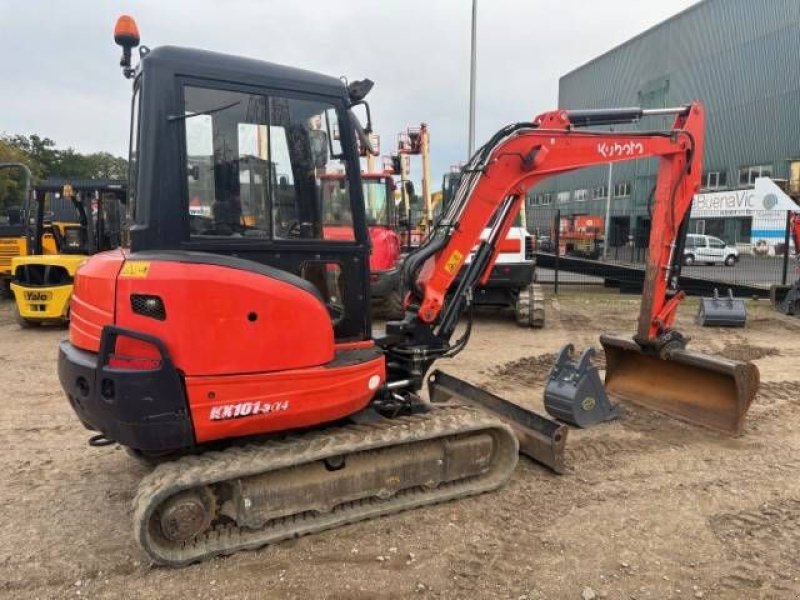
top-left (187, 354), bottom-right (385, 443)
top-left (114, 260), bottom-right (335, 376)
top-left (322, 224), bottom-right (400, 273)
top-left (69, 250), bottom-right (125, 352)
top-left (494, 237), bottom-right (521, 254)
top-left (368, 226), bottom-right (401, 272)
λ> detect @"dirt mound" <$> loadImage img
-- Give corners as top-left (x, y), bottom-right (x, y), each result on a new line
top-left (486, 352), bottom-right (558, 387)
top-left (718, 342), bottom-right (779, 361)
top-left (489, 350), bottom-right (606, 387)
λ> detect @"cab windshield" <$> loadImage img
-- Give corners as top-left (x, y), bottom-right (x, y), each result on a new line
top-left (183, 85), bottom-right (356, 241)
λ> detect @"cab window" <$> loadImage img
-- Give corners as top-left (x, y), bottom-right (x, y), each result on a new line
top-left (709, 237), bottom-right (726, 249)
top-left (362, 178), bottom-right (389, 226)
top-left (183, 85), bottom-right (355, 241)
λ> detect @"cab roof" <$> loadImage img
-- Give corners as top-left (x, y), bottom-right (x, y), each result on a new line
top-left (141, 45), bottom-right (348, 99)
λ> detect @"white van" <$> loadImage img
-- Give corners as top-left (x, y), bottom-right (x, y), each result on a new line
top-left (683, 234), bottom-right (739, 266)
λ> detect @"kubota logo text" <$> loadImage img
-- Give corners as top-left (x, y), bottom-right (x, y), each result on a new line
top-left (597, 141), bottom-right (644, 158)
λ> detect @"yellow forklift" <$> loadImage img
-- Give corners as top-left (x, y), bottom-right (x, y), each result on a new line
top-left (0, 163), bottom-right (40, 297)
top-left (11, 179), bottom-right (125, 326)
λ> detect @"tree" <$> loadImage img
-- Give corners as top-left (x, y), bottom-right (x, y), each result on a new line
top-left (4, 134), bottom-right (57, 176)
top-left (0, 139), bottom-right (40, 217)
top-left (0, 134), bottom-right (128, 217)
top-left (77, 152), bottom-right (128, 179)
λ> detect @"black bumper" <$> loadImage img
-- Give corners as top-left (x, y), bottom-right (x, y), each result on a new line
top-left (370, 267), bottom-right (400, 299)
top-left (58, 326), bottom-right (195, 453)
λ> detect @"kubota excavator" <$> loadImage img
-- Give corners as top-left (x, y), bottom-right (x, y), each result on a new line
top-left (58, 16), bottom-right (758, 567)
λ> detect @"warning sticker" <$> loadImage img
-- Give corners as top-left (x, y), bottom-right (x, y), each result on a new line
top-left (443, 250), bottom-right (464, 275)
top-left (120, 261), bottom-right (150, 278)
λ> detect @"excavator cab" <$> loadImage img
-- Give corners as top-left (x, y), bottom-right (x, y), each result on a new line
top-left (123, 45), bottom-right (376, 339)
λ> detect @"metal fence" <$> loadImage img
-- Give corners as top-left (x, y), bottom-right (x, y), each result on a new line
top-left (528, 206), bottom-right (794, 296)
top-left (388, 203), bottom-right (795, 296)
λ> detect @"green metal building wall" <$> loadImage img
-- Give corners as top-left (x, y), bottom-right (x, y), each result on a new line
top-left (529, 0), bottom-right (800, 229)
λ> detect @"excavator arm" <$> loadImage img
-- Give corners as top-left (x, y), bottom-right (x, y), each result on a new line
top-left (422, 106), bottom-right (700, 335)
top-left (386, 102), bottom-right (758, 433)
top-left (390, 104), bottom-right (701, 350)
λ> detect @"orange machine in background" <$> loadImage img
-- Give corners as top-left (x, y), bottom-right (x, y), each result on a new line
top-left (558, 214), bottom-right (604, 259)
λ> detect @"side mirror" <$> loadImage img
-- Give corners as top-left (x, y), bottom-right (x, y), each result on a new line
top-left (188, 164), bottom-right (200, 181)
top-left (349, 100), bottom-right (373, 134)
top-left (347, 79), bottom-right (374, 103)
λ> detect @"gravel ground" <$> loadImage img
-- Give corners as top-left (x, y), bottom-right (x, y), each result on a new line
top-left (1, 291), bottom-right (799, 599)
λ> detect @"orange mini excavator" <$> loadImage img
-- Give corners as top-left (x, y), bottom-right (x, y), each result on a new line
top-left (58, 16), bottom-right (758, 566)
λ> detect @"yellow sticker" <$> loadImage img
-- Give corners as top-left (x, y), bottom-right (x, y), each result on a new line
top-left (120, 261), bottom-right (150, 278)
top-left (443, 250), bottom-right (464, 275)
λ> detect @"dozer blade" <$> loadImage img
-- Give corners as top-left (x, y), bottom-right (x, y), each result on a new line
top-left (600, 334), bottom-right (759, 434)
top-left (428, 369), bottom-right (568, 473)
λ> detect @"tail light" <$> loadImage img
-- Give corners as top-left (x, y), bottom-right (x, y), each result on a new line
top-left (108, 335), bottom-right (162, 370)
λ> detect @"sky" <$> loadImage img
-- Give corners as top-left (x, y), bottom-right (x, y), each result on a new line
top-left (0, 0), bottom-right (698, 187)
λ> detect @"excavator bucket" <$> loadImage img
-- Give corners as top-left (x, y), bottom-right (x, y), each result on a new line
top-left (600, 334), bottom-right (759, 435)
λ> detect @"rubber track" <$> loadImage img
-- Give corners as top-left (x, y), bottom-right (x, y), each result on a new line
top-left (516, 283), bottom-right (545, 328)
top-left (133, 405), bottom-right (519, 567)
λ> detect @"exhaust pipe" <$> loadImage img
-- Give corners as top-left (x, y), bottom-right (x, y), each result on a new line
top-left (600, 334), bottom-right (759, 435)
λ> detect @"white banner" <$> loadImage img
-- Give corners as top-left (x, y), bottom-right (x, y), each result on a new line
top-left (691, 177), bottom-right (798, 218)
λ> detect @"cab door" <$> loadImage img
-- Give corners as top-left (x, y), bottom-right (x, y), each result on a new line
top-left (177, 83), bottom-right (370, 342)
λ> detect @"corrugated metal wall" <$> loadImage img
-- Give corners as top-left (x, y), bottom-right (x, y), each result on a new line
top-left (532, 0), bottom-right (800, 218)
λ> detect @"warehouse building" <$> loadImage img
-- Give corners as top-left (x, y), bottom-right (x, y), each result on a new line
top-left (528, 0), bottom-right (800, 249)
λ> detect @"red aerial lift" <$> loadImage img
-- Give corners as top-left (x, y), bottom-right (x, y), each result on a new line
top-left (57, 16), bottom-right (758, 566)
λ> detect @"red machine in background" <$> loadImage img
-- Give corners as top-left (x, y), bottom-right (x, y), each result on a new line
top-left (321, 171), bottom-right (402, 317)
top-left (362, 173), bottom-right (403, 315)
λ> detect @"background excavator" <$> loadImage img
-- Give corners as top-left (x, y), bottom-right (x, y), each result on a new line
top-left (57, 16), bottom-right (758, 567)
top-left (436, 167), bottom-right (544, 327)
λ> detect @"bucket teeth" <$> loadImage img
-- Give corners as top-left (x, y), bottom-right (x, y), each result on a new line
top-left (600, 334), bottom-right (759, 434)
